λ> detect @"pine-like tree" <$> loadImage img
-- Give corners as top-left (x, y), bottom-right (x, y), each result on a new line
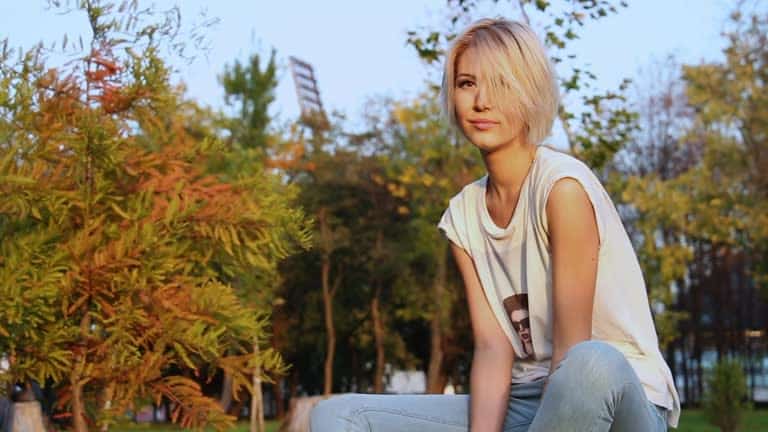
top-left (0, 2), bottom-right (309, 430)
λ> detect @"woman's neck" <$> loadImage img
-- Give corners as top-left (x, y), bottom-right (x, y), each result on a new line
top-left (482, 141), bottom-right (538, 199)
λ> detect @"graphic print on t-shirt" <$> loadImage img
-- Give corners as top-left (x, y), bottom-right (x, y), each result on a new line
top-left (503, 294), bottom-right (534, 357)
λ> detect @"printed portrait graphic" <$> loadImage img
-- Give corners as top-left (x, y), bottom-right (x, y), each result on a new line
top-left (503, 294), bottom-right (534, 357)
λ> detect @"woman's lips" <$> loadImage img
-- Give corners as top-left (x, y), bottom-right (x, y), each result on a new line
top-left (469, 120), bottom-right (499, 131)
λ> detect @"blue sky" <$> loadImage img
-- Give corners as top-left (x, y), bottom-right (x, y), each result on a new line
top-left (0, 0), bottom-right (740, 139)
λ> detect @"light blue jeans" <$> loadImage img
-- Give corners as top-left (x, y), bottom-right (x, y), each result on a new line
top-left (310, 340), bottom-right (669, 431)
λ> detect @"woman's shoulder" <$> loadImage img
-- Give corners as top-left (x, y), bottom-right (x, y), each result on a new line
top-left (534, 145), bottom-right (601, 189)
top-left (447, 175), bottom-right (487, 208)
top-left (438, 175), bottom-right (487, 252)
top-left (533, 145), bottom-right (615, 247)
top-left (537, 145), bottom-right (591, 172)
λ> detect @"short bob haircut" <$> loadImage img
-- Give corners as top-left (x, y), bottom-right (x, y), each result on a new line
top-left (440, 18), bottom-right (560, 147)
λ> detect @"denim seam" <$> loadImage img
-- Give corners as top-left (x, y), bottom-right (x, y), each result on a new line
top-left (615, 381), bottom-right (667, 432)
top-left (588, 380), bottom-right (641, 432)
top-left (650, 404), bottom-right (668, 429)
top-left (348, 406), bottom-right (465, 428)
top-left (337, 414), bottom-right (367, 432)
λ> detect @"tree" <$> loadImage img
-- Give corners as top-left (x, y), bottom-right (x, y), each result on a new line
top-left (214, 49), bottom-right (302, 432)
top-left (616, 5), bottom-right (768, 403)
top-left (269, 106), bottom-right (424, 396)
top-left (406, 0), bottom-right (637, 170)
top-left (680, 8), bottom-right (768, 296)
top-left (380, 91), bottom-right (482, 393)
top-left (704, 358), bottom-right (751, 432)
top-left (220, 51), bottom-right (278, 153)
top-left (298, 146), bottom-right (367, 396)
top-left (611, 56), bottom-right (698, 350)
top-left (0, 2), bottom-right (309, 430)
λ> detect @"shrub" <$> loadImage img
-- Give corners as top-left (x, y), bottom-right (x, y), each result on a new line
top-left (703, 357), bottom-right (752, 432)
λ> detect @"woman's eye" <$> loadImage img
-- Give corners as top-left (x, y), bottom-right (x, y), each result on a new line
top-left (457, 80), bottom-right (474, 88)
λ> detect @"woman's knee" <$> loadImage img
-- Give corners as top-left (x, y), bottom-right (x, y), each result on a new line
top-left (565, 340), bottom-right (627, 367)
top-left (310, 394), bottom-right (360, 430)
top-left (554, 340), bottom-right (634, 389)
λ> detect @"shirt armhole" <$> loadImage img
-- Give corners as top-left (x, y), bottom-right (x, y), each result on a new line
top-left (437, 205), bottom-right (470, 254)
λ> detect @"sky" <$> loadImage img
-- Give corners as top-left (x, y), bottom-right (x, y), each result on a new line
top-left (0, 0), bottom-right (743, 142)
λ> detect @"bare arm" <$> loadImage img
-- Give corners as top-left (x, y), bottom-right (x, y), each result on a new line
top-left (449, 242), bottom-right (514, 432)
top-left (545, 177), bottom-right (600, 376)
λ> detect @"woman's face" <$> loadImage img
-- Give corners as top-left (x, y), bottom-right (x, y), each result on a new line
top-left (453, 47), bottom-right (525, 152)
top-left (510, 309), bottom-right (532, 343)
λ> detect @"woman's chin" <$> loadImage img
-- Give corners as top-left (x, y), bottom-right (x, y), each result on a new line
top-left (470, 139), bottom-right (504, 153)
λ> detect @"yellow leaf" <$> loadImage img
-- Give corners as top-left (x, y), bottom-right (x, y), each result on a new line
top-left (110, 202), bottom-right (131, 219)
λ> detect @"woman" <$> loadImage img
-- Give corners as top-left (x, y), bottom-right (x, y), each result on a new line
top-left (310, 18), bottom-right (680, 431)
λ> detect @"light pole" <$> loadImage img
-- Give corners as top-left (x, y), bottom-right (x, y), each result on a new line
top-left (289, 56), bottom-right (328, 134)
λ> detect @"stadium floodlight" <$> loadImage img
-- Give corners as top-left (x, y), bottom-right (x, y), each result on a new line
top-left (289, 56), bottom-right (328, 131)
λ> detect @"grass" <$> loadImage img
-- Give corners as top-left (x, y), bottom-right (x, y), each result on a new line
top-left (108, 411), bottom-right (768, 431)
top-left (676, 409), bottom-right (768, 432)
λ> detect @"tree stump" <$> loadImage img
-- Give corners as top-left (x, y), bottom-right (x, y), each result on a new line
top-left (10, 402), bottom-right (45, 432)
top-left (279, 395), bottom-right (330, 432)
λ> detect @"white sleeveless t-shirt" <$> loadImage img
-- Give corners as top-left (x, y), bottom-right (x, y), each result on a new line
top-left (437, 145), bottom-right (681, 428)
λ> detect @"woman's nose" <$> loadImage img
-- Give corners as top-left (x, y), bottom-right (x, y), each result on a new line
top-left (473, 85), bottom-right (491, 111)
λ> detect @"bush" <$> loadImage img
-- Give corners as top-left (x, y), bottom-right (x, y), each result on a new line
top-left (703, 358), bottom-right (752, 432)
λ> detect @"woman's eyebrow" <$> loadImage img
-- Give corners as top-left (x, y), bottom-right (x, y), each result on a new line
top-left (456, 73), bottom-right (476, 79)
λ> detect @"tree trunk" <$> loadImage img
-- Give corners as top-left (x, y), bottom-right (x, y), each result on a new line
top-left (681, 332), bottom-right (690, 405)
top-left (289, 371), bottom-right (298, 400)
top-left (71, 381), bottom-right (87, 432)
top-left (371, 287), bottom-right (386, 393)
top-left (274, 377), bottom-right (285, 419)
top-left (10, 402), bottom-right (45, 432)
top-left (351, 343), bottom-right (361, 392)
top-left (317, 207), bottom-right (340, 396)
top-left (220, 371), bottom-right (234, 413)
top-left (712, 246), bottom-right (724, 361)
top-left (693, 241), bottom-right (704, 405)
top-left (321, 255), bottom-right (336, 396)
top-left (70, 338), bottom-right (88, 432)
top-left (250, 343), bottom-right (264, 432)
top-left (679, 272), bottom-right (690, 405)
top-left (427, 244), bottom-right (447, 394)
top-left (99, 382), bottom-right (115, 432)
top-left (271, 303), bottom-right (286, 420)
top-left (229, 391), bottom-right (246, 417)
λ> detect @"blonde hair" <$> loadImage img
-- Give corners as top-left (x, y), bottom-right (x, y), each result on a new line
top-left (440, 18), bottom-right (560, 146)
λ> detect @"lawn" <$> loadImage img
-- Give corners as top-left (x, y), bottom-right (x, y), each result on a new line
top-left (109, 411), bottom-right (768, 431)
top-left (676, 409), bottom-right (768, 432)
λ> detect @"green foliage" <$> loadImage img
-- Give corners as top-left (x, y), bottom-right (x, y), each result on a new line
top-left (275, 125), bottom-right (415, 392)
top-left (220, 50), bottom-right (278, 152)
top-left (386, 93), bottom-right (481, 389)
top-left (703, 358), bottom-right (752, 432)
top-left (612, 7), bottom-right (768, 349)
top-left (266, 88), bottom-right (484, 392)
top-left (405, 0), bottom-right (636, 168)
top-left (619, 173), bottom-right (693, 348)
top-left (386, 90), bottom-right (482, 325)
top-left (408, 0), bottom-right (627, 66)
top-left (680, 11), bottom-right (768, 295)
top-left (0, 1), bottom-right (309, 430)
